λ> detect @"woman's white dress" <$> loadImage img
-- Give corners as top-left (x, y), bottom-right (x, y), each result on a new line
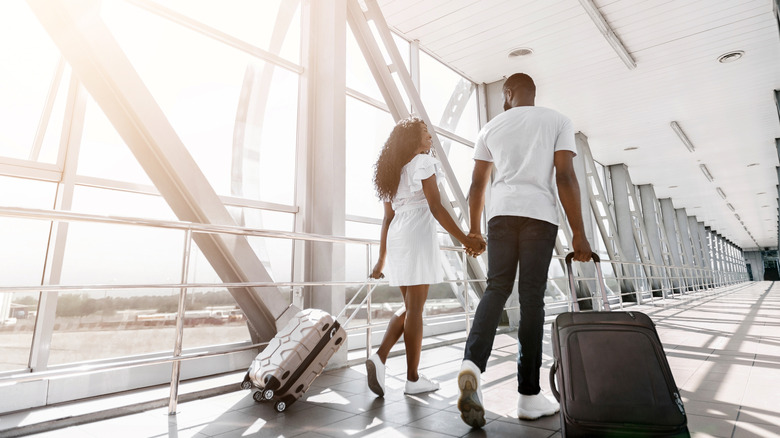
top-left (385, 154), bottom-right (445, 287)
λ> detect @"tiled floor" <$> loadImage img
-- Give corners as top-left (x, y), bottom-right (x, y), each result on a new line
top-left (8, 281), bottom-right (780, 437)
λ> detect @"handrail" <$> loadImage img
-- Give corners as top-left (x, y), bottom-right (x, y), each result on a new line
top-left (0, 342), bottom-right (268, 384)
top-left (0, 203), bottom-right (747, 414)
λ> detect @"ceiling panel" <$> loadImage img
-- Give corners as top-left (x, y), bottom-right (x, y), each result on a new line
top-left (376, 0), bottom-right (780, 249)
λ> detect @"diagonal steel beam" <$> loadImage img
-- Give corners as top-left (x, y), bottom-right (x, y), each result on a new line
top-left (27, 0), bottom-right (297, 343)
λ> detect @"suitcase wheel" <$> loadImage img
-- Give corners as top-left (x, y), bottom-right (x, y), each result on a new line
top-left (252, 391), bottom-right (264, 403)
top-left (262, 389), bottom-right (274, 400)
top-left (240, 380), bottom-right (252, 391)
top-left (274, 395), bottom-right (296, 413)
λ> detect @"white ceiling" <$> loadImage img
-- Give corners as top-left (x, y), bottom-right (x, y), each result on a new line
top-left (377, 0), bottom-right (780, 250)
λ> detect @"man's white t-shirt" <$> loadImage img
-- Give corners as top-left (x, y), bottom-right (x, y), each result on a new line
top-left (473, 106), bottom-right (576, 226)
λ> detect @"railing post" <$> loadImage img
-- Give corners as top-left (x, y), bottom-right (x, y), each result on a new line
top-left (365, 243), bottom-right (372, 359)
top-left (463, 249), bottom-right (470, 333)
top-left (168, 228), bottom-right (193, 415)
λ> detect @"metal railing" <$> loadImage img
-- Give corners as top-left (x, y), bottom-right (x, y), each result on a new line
top-left (0, 205), bottom-right (748, 415)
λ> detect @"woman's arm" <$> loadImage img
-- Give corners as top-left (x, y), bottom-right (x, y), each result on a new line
top-left (421, 175), bottom-right (471, 245)
top-left (371, 201), bottom-right (394, 279)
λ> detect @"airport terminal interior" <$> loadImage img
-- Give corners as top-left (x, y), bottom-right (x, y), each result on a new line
top-left (1, 0), bottom-right (780, 437)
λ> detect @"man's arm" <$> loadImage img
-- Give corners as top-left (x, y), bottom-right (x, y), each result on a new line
top-left (554, 150), bottom-right (592, 262)
top-left (467, 160), bottom-right (492, 254)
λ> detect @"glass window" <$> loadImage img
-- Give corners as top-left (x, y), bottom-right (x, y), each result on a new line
top-left (346, 25), bottom-right (384, 103)
top-left (345, 221), bottom-right (380, 283)
top-left (58, 220), bottom-right (184, 287)
top-left (141, 0), bottom-right (301, 64)
top-left (228, 207), bottom-right (295, 283)
top-left (438, 139), bottom-right (474, 198)
top-left (345, 97), bottom-right (395, 219)
top-left (48, 288), bottom-right (180, 365)
top-left (346, 25), bottom-right (410, 108)
top-left (0, 176), bottom-right (57, 372)
top-left (97, 1), bottom-right (299, 205)
top-left (37, 66), bottom-right (72, 165)
top-left (77, 97), bottom-right (153, 186)
top-left (419, 51), bottom-right (478, 140)
top-left (0, 290), bottom-right (37, 372)
top-left (71, 185), bottom-right (176, 221)
top-left (0, 2), bottom-right (63, 163)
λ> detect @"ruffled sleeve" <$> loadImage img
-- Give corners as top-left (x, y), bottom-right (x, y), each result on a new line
top-left (405, 154), bottom-right (440, 193)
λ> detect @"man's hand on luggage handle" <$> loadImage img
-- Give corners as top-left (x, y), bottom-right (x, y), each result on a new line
top-left (571, 234), bottom-right (593, 262)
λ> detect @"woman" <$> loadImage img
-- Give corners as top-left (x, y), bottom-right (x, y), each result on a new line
top-left (366, 117), bottom-right (480, 396)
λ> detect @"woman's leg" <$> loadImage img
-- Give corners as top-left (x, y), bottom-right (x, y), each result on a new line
top-left (403, 284), bottom-right (429, 381)
top-left (375, 287), bottom-right (407, 363)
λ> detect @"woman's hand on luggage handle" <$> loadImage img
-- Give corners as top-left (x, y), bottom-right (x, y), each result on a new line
top-left (370, 262), bottom-right (385, 279)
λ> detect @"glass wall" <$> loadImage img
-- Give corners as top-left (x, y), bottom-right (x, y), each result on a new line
top-left (0, 0), bottom-right (303, 375)
top-left (343, 24), bottom-right (480, 331)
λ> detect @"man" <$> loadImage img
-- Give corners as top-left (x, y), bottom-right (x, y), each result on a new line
top-left (457, 73), bottom-right (592, 428)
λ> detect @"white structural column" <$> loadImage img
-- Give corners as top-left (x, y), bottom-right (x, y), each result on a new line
top-left (727, 238), bottom-right (737, 282)
top-left (568, 134), bottom-right (598, 306)
top-left (659, 199), bottom-right (685, 292)
top-left (708, 229), bottom-right (720, 284)
top-left (608, 164), bottom-right (642, 302)
top-left (639, 185), bottom-right (670, 297)
top-left (744, 251), bottom-right (764, 280)
top-left (302, 0), bottom-right (347, 321)
top-left (724, 237), bottom-right (735, 283)
top-left (687, 217), bottom-right (707, 287)
top-left (27, 0), bottom-right (295, 343)
top-left (697, 222), bottom-right (713, 287)
top-left (575, 134), bottom-right (625, 290)
top-left (717, 232), bottom-right (727, 285)
top-left (675, 208), bottom-right (700, 289)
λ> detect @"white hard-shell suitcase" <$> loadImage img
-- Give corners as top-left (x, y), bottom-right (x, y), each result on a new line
top-left (241, 279), bottom-right (377, 412)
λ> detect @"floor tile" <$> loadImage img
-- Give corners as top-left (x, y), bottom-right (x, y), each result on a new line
top-left (6, 282), bottom-right (780, 438)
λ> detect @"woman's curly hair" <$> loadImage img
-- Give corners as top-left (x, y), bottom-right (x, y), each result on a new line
top-left (373, 117), bottom-right (432, 201)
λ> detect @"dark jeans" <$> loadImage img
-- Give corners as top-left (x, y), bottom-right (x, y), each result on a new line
top-left (463, 216), bottom-right (557, 395)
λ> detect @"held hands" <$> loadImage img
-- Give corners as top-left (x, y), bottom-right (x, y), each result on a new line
top-left (463, 232), bottom-right (486, 257)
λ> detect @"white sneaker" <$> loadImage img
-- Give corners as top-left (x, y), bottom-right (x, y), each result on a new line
top-left (457, 360), bottom-right (485, 428)
top-left (404, 374), bottom-right (439, 394)
top-left (365, 354), bottom-right (385, 397)
top-left (517, 391), bottom-right (560, 420)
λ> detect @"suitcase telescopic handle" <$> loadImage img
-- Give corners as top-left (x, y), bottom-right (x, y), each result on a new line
top-left (337, 277), bottom-right (380, 326)
top-left (565, 252), bottom-right (611, 312)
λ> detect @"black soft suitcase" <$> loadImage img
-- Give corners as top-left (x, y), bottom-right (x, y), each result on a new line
top-left (549, 253), bottom-right (689, 437)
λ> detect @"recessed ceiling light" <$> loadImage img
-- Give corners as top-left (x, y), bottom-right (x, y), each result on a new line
top-left (757, 192), bottom-right (766, 195)
top-left (669, 185), bottom-right (678, 188)
top-left (747, 163), bottom-right (759, 167)
top-left (718, 50), bottom-right (744, 63)
top-left (508, 47), bottom-right (534, 58)
top-left (624, 146), bottom-right (639, 151)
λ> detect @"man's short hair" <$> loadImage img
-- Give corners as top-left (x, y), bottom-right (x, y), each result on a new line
top-left (503, 73), bottom-right (535, 94)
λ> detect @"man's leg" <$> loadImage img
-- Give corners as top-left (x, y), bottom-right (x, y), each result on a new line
top-left (463, 216), bottom-right (520, 370)
top-left (515, 218), bottom-right (558, 419)
top-left (459, 216), bottom-right (519, 428)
